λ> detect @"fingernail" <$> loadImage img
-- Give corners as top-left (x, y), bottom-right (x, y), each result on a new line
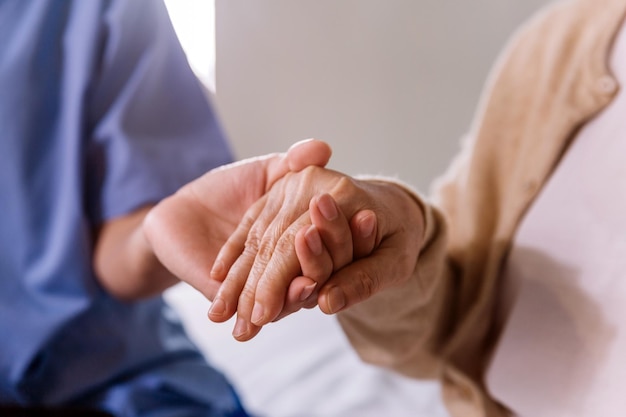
top-left (328, 287), bottom-right (346, 313)
top-left (209, 297), bottom-right (226, 318)
top-left (299, 282), bottom-right (318, 302)
top-left (359, 214), bottom-right (375, 238)
top-left (233, 317), bottom-right (248, 339)
top-left (317, 194), bottom-right (338, 221)
top-left (251, 302), bottom-right (265, 325)
top-left (304, 226), bottom-right (323, 255)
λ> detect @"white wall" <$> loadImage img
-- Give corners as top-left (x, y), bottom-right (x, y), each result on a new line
top-left (214, 0), bottom-right (551, 191)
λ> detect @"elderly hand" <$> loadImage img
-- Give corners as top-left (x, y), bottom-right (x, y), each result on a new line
top-left (208, 166), bottom-right (425, 341)
top-left (142, 139), bottom-right (332, 301)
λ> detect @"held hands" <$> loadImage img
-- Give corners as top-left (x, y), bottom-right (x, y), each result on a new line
top-left (208, 167), bottom-right (425, 341)
top-left (142, 139), bottom-right (332, 301)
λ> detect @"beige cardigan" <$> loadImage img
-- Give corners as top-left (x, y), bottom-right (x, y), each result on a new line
top-left (337, 0), bottom-right (626, 416)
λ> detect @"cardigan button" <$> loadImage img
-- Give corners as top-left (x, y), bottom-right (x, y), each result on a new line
top-left (596, 75), bottom-right (618, 94)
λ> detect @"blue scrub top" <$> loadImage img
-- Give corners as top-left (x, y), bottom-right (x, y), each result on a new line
top-left (0, 1), bottom-right (247, 415)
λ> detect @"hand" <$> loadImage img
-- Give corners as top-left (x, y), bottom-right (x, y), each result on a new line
top-left (277, 193), bottom-right (378, 320)
top-left (208, 167), bottom-right (425, 341)
top-left (261, 193), bottom-right (378, 322)
top-left (142, 139), bottom-right (332, 300)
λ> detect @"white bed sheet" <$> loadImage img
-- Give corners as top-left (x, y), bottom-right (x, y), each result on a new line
top-left (165, 283), bottom-right (449, 417)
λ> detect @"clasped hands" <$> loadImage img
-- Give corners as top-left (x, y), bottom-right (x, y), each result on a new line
top-left (144, 139), bottom-right (424, 341)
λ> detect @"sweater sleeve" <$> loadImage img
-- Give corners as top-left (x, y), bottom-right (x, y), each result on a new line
top-left (334, 174), bottom-right (457, 379)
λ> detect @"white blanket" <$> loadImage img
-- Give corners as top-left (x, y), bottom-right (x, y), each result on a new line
top-left (165, 283), bottom-right (449, 417)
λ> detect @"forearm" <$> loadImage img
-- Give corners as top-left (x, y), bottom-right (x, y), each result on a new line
top-left (93, 139), bottom-right (334, 303)
top-left (93, 205), bottom-right (178, 300)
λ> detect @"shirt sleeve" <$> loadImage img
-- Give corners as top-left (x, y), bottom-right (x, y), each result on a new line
top-left (85, 0), bottom-right (232, 223)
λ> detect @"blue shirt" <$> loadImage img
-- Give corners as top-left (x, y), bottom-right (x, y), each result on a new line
top-left (0, 1), bottom-right (247, 415)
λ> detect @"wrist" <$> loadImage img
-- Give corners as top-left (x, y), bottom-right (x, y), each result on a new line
top-left (95, 205), bottom-right (177, 300)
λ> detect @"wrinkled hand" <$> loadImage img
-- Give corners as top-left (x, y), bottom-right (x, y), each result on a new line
top-left (300, 193), bottom-right (386, 314)
top-left (208, 166), bottom-right (425, 341)
top-left (210, 190), bottom-right (378, 328)
top-left (285, 193), bottom-right (378, 319)
top-left (142, 139), bottom-right (332, 300)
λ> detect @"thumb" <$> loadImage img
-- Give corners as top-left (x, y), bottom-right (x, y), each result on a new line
top-left (265, 138), bottom-right (332, 189)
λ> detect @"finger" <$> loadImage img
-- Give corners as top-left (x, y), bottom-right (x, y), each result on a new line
top-left (232, 311), bottom-right (263, 341)
top-left (209, 170), bottom-right (309, 326)
top-left (231, 228), bottom-right (289, 341)
top-left (272, 225), bottom-right (333, 320)
top-left (208, 245), bottom-right (257, 323)
top-left (272, 276), bottom-right (319, 322)
top-left (349, 209), bottom-right (377, 259)
top-left (265, 139), bottom-right (332, 189)
top-left (286, 275), bottom-right (319, 307)
top-left (309, 193), bottom-right (353, 270)
top-left (208, 197), bottom-right (280, 323)
top-left (274, 210), bottom-right (378, 322)
top-left (210, 197), bottom-right (267, 282)
top-left (250, 190), bottom-right (359, 326)
top-left (317, 240), bottom-right (410, 315)
top-left (285, 138), bottom-right (332, 172)
top-left (296, 225), bottom-right (334, 286)
top-left (245, 212), bottom-right (313, 327)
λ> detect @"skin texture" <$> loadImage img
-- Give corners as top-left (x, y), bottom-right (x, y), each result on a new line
top-left (210, 192), bottom-right (378, 325)
top-left (93, 139), bottom-right (333, 302)
top-left (209, 167), bottom-right (425, 341)
top-left (288, 194), bottom-right (378, 317)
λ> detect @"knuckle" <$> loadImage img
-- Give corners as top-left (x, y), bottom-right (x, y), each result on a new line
top-left (351, 268), bottom-right (380, 300)
top-left (333, 175), bottom-right (358, 197)
top-left (249, 257), bottom-right (267, 280)
top-left (243, 228), bottom-right (276, 264)
top-left (255, 240), bottom-right (273, 263)
top-left (300, 164), bottom-right (323, 178)
top-left (243, 226), bottom-right (262, 254)
top-left (250, 230), bottom-right (281, 268)
top-left (274, 228), bottom-right (297, 256)
top-left (294, 166), bottom-right (323, 195)
top-left (238, 284), bottom-right (256, 306)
